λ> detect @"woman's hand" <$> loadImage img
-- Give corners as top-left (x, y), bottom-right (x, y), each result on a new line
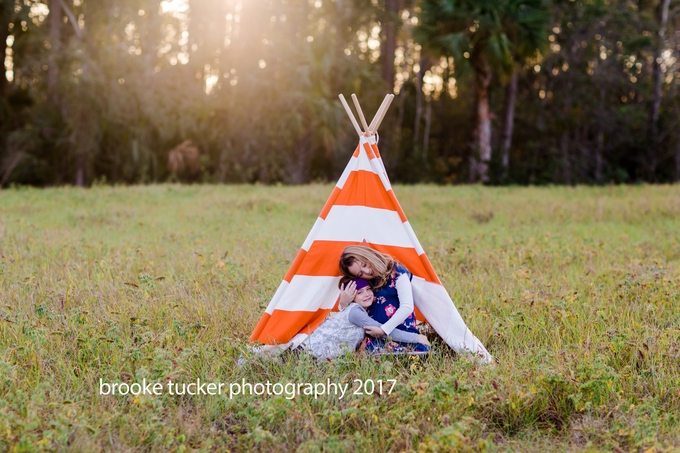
top-left (364, 326), bottom-right (386, 338)
top-left (417, 334), bottom-right (430, 346)
top-left (339, 281), bottom-right (357, 309)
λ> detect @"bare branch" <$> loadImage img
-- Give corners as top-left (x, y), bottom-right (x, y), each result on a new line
top-left (670, 4), bottom-right (680, 18)
top-left (58, 0), bottom-right (84, 40)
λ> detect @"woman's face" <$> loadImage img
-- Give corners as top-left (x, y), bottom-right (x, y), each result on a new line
top-left (348, 260), bottom-right (374, 279)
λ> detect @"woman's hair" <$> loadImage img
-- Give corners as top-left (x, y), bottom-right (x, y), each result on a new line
top-left (339, 246), bottom-right (395, 289)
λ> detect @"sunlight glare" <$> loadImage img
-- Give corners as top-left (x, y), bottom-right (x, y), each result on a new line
top-left (161, 0), bottom-right (189, 16)
top-left (5, 35), bottom-right (14, 83)
top-left (205, 74), bottom-right (219, 94)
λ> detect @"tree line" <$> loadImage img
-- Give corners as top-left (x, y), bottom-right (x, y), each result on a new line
top-left (1, 0), bottom-right (679, 186)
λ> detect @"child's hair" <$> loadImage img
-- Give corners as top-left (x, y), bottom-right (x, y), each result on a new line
top-left (338, 275), bottom-right (373, 291)
top-left (338, 275), bottom-right (373, 290)
top-left (339, 245), bottom-right (395, 289)
top-left (338, 275), bottom-right (352, 290)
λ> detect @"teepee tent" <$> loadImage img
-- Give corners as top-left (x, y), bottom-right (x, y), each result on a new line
top-left (250, 94), bottom-right (492, 362)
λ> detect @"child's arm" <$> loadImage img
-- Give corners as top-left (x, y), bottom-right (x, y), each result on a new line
top-left (348, 305), bottom-right (425, 344)
top-left (378, 273), bottom-right (415, 335)
top-left (338, 280), bottom-right (357, 310)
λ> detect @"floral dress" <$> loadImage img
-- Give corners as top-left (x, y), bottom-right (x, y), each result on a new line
top-left (365, 263), bottom-right (430, 354)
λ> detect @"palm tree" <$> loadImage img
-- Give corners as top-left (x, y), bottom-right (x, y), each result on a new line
top-left (416, 0), bottom-right (550, 182)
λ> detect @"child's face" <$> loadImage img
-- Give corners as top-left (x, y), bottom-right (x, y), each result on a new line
top-left (354, 286), bottom-right (374, 308)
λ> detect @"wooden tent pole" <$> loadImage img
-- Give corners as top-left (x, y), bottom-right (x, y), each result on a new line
top-left (339, 94), bottom-right (363, 137)
top-left (371, 94), bottom-right (394, 134)
top-left (368, 95), bottom-right (390, 134)
top-left (351, 94), bottom-right (370, 134)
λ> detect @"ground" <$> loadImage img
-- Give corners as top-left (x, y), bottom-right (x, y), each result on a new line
top-left (1, 184), bottom-right (679, 452)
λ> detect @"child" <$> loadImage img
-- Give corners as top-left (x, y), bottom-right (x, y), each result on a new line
top-left (302, 277), bottom-right (429, 360)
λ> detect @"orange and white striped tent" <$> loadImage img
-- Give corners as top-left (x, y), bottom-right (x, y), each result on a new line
top-left (249, 94), bottom-right (492, 362)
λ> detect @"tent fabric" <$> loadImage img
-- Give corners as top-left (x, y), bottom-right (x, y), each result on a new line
top-left (249, 135), bottom-right (492, 362)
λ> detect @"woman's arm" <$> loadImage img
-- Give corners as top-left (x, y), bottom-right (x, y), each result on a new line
top-left (348, 305), bottom-right (422, 343)
top-left (378, 273), bottom-right (414, 335)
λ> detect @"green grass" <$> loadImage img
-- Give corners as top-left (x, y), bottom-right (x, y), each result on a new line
top-left (1, 184), bottom-right (680, 452)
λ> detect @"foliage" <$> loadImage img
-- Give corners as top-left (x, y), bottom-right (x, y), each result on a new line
top-left (1, 0), bottom-right (680, 185)
top-left (416, 0), bottom-right (550, 77)
top-left (415, 0), bottom-right (551, 182)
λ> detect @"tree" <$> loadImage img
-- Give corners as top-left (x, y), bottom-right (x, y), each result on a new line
top-left (416, 0), bottom-right (550, 182)
top-left (47, 0), bottom-right (61, 106)
top-left (0, 3), bottom-right (13, 100)
top-left (381, 0), bottom-right (399, 92)
top-left (647, 0), bottom-right (672, 180)
top-left (498, 0), bottom-right (550, 181)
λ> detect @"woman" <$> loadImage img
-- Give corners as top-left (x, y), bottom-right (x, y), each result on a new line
top-left (339, 245), bottom-right (428, 353)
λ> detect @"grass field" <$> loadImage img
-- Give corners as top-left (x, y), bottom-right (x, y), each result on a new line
top-left (1, 184), bottom-right (680, 452)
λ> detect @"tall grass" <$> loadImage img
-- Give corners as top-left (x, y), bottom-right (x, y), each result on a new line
top-left (1, 184), bottom-right (679, 452)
